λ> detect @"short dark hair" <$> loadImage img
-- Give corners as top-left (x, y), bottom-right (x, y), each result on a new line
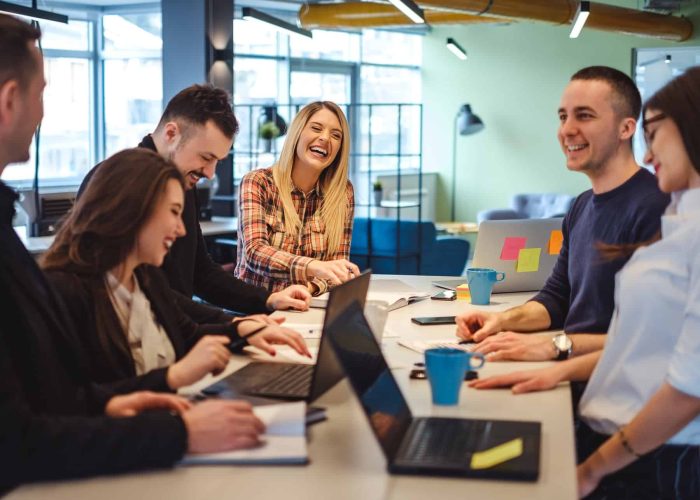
top-left (156, 84), bottom-right (238, 139)
top-left (644, 67), bottom-right (700, 177)
top-left (0, 14), bottom-right (41, 88)
top-left (571, 66), bottom-right (642, 120)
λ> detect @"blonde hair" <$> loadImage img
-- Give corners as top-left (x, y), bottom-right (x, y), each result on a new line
top-left (272, 101), bottom-right (351, 255)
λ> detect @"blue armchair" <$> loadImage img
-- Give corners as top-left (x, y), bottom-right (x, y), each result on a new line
top-left (477, 193), bottom-right (574, 223)
top-left (350, 218), bottom-right (469, 276)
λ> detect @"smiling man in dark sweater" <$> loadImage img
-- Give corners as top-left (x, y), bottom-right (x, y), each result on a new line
top-left (78, 85), bottom-right (311, 323)
top-left (456, 66), bottom-right (670, 362)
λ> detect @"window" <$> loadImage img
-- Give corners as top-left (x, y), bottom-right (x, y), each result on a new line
top-left (103, 14), bottom-right (162, 157)
top-left (3, 20), bottom-right (93, 185)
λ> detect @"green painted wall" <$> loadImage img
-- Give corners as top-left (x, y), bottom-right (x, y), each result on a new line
top-left (423, 8), bottom-right (700, 222)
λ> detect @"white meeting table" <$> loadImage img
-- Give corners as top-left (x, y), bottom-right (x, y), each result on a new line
top-left (8, 275), bottom-right (577, 500)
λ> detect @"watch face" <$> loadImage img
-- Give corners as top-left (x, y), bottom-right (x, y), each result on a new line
top-left (554, 334), bottom-right (572, 351)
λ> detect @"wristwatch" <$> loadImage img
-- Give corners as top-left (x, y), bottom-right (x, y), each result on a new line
top-left (552, 333), bottom-right (573, 361)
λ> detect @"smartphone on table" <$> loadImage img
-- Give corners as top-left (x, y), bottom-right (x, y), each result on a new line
top-left (430, 290), bottom-right (456, 301)
top-left (411, 316), bottom-right (457, 326)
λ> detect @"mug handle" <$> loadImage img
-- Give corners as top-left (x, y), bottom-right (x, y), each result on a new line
top-left (469, 353), bottom-right (486, 370)
top-left (495, 272), bottom-right (506, 282)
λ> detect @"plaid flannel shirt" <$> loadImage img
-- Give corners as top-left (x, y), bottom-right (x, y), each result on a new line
top-left (235, 168), bottom-right (355, 294)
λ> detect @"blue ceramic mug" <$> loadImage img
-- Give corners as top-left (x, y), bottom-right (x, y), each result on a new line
top-left (425, 348), bottom-right (485, 405)
top-left (466, 267), bottom-right (506, 305)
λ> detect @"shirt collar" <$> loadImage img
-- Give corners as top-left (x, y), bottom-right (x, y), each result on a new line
top-left (661, 188), bottom-right (700, 236)
top-left (291, 181), bottom-right (323, 198)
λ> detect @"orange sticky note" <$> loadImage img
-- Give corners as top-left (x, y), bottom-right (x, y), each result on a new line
top-left (500, 237), bottom-right (527, 260)
top-left (548, 230), bottom-right (563, 255)
top-left (516, 248), bottom-right (541, 273)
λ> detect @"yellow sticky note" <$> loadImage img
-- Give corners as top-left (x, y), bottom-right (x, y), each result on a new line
top-left (470, 438), bottom-right (524, 470)
top-left (516, 248), bottom-right (541, 272)
top-left (548, 230), bottom-right (564, 255)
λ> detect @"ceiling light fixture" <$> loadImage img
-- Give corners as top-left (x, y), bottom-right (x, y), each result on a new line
top-left (446, 38), bottom-right (467, 60)
top-left (387, 0), bottom-right (425, 24)
top-left (0, 0), bottom-right (68, 24)
top-left (569, 1), bottom-right (590, 39)
top-left (241, 7), bottom-right (312, 39)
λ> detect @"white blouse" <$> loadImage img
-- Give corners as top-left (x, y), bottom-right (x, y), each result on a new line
top-left (579, 188), bottom-right (700, 445)
top-left (106, 272), bottom-right (176, 375)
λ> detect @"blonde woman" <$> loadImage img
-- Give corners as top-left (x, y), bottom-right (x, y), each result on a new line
top-left (236, 101), bottom-right (359, 294)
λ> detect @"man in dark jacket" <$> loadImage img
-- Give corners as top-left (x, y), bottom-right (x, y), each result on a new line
top-left (79, 86), bottom-right (311, 323)
top-left (0, 14), bottom-right (264, 491)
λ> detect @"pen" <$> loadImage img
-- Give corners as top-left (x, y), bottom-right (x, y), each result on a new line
top-left (458, 340), bottom-right (475, 345)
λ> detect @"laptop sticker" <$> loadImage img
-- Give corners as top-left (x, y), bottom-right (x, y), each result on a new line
top-left (470, 437), bottom-right (524, 470)
top-left (548, 230), bottom-right (564, 255)
top-left (500, 237), bottom-right (528, 260)
top-left (516, 248), bottom-right (541, 273)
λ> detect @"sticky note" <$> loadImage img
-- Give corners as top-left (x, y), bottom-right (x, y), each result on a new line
top-left (470, 438), bottom-right (524, 470)
top-left (516, 248), bottom-right (541, 272)
top-left (548, 230), bottom-right (564, 255)
top-left (456, 284), bottom-right (470, 301)
top-left (500, 237), bottom-right (527, 260)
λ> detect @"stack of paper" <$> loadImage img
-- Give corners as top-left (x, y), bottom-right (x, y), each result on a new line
top-left (181, 401), bottom-right (308, 465)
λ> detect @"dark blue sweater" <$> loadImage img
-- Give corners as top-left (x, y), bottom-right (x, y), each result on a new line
top-left (532, 168), bottom-right (669, 333)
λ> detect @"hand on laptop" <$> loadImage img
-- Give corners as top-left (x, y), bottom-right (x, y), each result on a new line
top-left (267, 285), bottom-right (312, 311)
top-left (468, 364), bottom-right (566, 394)
top-left (105, 391), bottom-right (192, 417)
top-left (455, 310), bottom-right (505, 342)
top-left (471, 332), bottom-right (556, 362)
top-left (183, 400), bottom-right (266, 453)
top-left (238, 320), bottom-right (312, 358)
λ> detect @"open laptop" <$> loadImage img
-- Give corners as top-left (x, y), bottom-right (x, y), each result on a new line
top-left (203, 270), bottom-right (372, 402)
top-left (433, 218), bottom-right (563, 293)
top-left (326, 300), bottom-right (541, 481)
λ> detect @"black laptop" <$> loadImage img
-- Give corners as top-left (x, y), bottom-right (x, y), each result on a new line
top-left (203, 270), bottom-right (372, 402)
top-left (326, 300), bottom-right (541, 481)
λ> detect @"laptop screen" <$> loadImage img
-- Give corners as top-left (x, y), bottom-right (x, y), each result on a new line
top-left (325, 300), bottom-right (413, 461)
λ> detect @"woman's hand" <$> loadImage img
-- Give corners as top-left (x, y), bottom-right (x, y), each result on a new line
top-left (105, 391), bottom-right (192, 417)
top-left (238, 320), bottom-right (311, 358)
top-left (167, 335), bottom-right (232, 389)
top-left (577, 459), bottom-right (603, 498)
top-left (307, 259), bottom-right (360, 286)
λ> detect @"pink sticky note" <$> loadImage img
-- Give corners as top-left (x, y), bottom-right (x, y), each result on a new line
top-left (500, 237), bottom-right (527, 260)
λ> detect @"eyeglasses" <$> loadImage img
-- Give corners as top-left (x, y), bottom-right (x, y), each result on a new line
top-left (643, 112), bottom-right (667, 145)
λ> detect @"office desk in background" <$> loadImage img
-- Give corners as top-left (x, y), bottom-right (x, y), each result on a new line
top-left (8, 275), bottom-right (576, 500)
top-left (16, 216), bottom-right (239, 256)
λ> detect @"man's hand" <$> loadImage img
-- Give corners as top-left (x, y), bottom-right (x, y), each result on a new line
top-left (307, 259), bottom-right (360, 286)
top-left (468, 365), bottom-right (565, 394)
top-left (267, 285), bottom-right (311, 311)
top-left (105, 391), bottom-right (192, 417)
top-left (472, 332), bottom-right (556, 361)
top-left (183, 400), bottom-right (265, 453)
top-left (455, 310), bottom-right (504, 342)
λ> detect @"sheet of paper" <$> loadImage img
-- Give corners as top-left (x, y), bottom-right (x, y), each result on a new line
top-left (516, 248), bottom-right (541, 272)
top-left (470, 438), bottom-right (523, 470)
top-left (500, 237), bottom-right (528, 260)
top-left (548, 230), bottom-right (564, 255)
top-left (181, 402), bottom-right (307, 465)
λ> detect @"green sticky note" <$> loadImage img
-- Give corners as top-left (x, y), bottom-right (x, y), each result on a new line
top-left (470, 438), bottom-right (524, 470)
top-left (516, 248), bottom-right (541, 273)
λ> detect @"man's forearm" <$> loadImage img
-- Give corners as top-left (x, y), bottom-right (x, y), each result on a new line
top-left (569, 334), bottom-right (606, 357)
top-left (501, 301), bottom-right (552, 332)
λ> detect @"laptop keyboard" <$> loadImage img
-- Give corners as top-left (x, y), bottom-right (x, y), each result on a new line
top-left (250, 364), bottom-right (313, 398)
top-left (402, 418), bottom-right (488, 465)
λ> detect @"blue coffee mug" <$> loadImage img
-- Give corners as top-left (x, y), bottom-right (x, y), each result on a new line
top-left (466, 267), bottom-right (506, 305)
top-left (425, 348), bottom-right (485, 405)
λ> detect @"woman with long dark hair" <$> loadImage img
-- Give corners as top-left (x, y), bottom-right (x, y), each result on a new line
top-left (468, 67), bottom-right (700, 498)
top-left (43, 148), bottom-right (309, 392)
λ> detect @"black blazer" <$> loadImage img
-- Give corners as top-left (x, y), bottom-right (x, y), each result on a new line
top-left (78, 135), bottom-right (271, 318)
top-left (0, 183), bottom-right (186, 491)
top-left (45, 265), bottom-right (245, 393)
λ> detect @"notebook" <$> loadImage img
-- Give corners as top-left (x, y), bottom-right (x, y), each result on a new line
top-left (434, 218), bottom-right (564, 294)
top-left (203, 271), bottom-right (371, 401)
top-left (326, 301), bottom-right (541, 481)
top-left (180, 402), bottom-right (308, 465)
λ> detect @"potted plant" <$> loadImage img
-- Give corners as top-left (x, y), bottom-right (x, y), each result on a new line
top-left (373, 180), bottom-right (383, 206)
top-left (258, 121), bottom-right (280, 152)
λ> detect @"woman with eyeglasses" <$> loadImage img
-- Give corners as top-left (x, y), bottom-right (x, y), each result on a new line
top-left (467, 67), bottom-right (700, 498)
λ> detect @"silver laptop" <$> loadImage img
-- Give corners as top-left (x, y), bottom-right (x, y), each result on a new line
top-left (433, 218), bottom-right (563, 294)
